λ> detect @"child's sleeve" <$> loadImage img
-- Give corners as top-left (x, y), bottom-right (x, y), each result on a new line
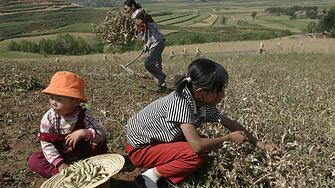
top-left (205, 106), bottom-right (224, 122)
top-left (40, 140), bottom-right (63, 167)
top-left (40, 112), bottom-right (63, 166)
top-left (84, 109), bottom-right (106, 143)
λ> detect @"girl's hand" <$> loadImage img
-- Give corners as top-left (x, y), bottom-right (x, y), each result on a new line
top-left (228, 131), bottom-right (249, 144)
top-left (65, 129), bottom-right (89, 149)
top-left (57, 161), bottom-right (69, 172)
top-left (256, 142), bottom-right (279, 150)
top-left (143, 44), bottom-right (149, 52)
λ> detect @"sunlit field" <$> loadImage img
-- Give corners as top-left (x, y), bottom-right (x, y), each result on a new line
top-left (1, 0), bottom-right (334, 187)
top-left (1, 39), bottom-right (334, 187)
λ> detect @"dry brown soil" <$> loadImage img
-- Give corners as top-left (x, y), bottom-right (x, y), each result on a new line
top-left (0, 58), bottom-right (174, 188)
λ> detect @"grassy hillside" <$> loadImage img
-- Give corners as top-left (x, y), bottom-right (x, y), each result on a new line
top-left (0, 0), bottom-right (334, 58)
top-left (1, 0), bottom-right (334, 41)
top-left (141, 0), bottom-right (333, 31)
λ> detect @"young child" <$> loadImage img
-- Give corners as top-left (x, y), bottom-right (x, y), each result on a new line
top-left (28, 71), bottom-right (108, 178)
top-left (124, 0), bottom-right (167, 90)
top-left (125, 58), bottom-right (278, 188)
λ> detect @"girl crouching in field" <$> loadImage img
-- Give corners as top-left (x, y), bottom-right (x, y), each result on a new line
top-left (125, 58), bottom-right (278, 188)
top-left (28, 71), bottom-right (108, 178)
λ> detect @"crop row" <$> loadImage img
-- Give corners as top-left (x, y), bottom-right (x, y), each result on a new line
top-left (0, 7), bottom-right (107, 41)
top-left (0, 2), bottom-right (71, 13)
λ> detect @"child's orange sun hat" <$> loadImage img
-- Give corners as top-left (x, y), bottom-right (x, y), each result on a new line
top-left (42, 71), bottom-right (88, 103)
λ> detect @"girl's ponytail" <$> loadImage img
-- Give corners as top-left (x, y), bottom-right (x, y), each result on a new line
top-left (174, 75), bottom-right (191, 97)
top-left (174, 58), bottom-right (229, 97)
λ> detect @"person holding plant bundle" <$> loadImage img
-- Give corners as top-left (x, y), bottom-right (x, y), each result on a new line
top-left (124, 0), bottom-right (167, 91)
top-left (28, 71), bottom-right (108, 178)
top-left (125, 58), bottom-right (278, 188)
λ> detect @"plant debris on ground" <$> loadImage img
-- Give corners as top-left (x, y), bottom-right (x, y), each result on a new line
top-left (0, 52), bottom-right (334, 188)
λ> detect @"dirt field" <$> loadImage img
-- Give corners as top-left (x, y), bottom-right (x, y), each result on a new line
top-left (0, 51), bottom-right (183, 187)
top-left (1, 39), bottom-right (334, 187)
top-left (0, 57), bottom-right (151, 187)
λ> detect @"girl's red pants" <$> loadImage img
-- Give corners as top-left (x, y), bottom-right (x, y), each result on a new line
top-left (126, 141), bottom-right (207, 184)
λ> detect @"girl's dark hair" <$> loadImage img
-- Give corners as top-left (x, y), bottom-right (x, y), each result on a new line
top-left (174, 58), bottom-right (229, 97)
top-left (124, 0), bottom-right (142, 9)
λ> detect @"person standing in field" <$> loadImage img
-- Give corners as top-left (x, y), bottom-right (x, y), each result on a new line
top-left (124, 0), bottom-right (167, 91)
top-left (28, 71), bottom-right (108, 178)
top-left (125, 58), bottom-right (278, 188)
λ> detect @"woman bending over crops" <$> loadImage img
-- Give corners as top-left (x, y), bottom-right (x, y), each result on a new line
top-left (125, 58), bottom-right (278, 188)
top-left (28, 71), bottom-right (108, 178)
top-left (124, 0), bottom-right (167, 91)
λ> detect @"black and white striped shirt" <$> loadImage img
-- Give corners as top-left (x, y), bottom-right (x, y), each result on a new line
top-left (126, 88), bottom-right (224, 149)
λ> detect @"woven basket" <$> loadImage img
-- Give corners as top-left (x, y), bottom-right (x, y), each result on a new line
top-left (40, 154), bottom-right (125, 188)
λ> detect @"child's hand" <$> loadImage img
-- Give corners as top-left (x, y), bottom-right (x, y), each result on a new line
top-left (57, 161), bottom-right (69, 172)
top-left (65, 129), bottom-right (89, 149)
top-left (228, 131), bottom-right (249, 144)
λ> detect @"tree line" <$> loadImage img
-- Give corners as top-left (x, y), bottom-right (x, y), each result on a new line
top-left (303, 6), bottom-right (335, 37)
top-left (63, 0), bottom-right (116, 7)
top-left (265, 5), bottom-right (322, 19)
top-left (7, 34), bottom-right (104, 55)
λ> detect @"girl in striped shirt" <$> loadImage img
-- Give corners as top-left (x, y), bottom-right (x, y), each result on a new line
top-left (28, 71), bottom-right (108, 178)
top-left (126, 58), bottom-right (278, 188)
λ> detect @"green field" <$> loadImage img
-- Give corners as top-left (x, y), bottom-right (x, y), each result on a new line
top-left (1, 0), bottom-right (333, 38)
top-left (0, 0), bottom-right (334, 58)
top-left (0, 2), bottom-right (109, 41)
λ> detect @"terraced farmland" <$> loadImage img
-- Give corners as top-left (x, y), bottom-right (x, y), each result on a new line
top-left (0, 0), bottom-right (108, 40)
top-left (187, 14), bottom-right (218, 27)
top-left (158, 14), bottom-right (200, 26)
top-left (1, 0), bottom-right (334, 42)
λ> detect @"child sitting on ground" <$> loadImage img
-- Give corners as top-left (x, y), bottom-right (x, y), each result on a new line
top-left (125, 58), bottom-right (278, 188)
top-left (28, 71), bottom-right (108, 178)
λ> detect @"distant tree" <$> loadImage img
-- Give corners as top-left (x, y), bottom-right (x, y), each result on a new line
top-left (6, 34), bottom-right (104, 55)
top-left (289, 14), bottom-right (297, 20)
top-left (65, 0), bottom-right (116, 7)
top-left (76, 37), bottom-right (91, 55)
top-left (91, 37), bottom-right (104, 53)
top-left (30, 42), bottom-right (39, 53)
top-left (312, 6), bottom-right (318, 12)
top-left (39, 39), bottom-right (53, 55)
top-left (303, 6), bottom-right (335, 37)
top-left (304, 22), bottom-right (320, 33)
top-left (307, 11), bottom-right (317, 19)
top-left (54, 34), bottom-right (77, 55)
top-left (7, 41), bottom-right (20, 51)
top-left (322, 8), bottom-right (327, 14)
top-left (14, 40), bottom-right (39, 53)
top-left (251, 11), bottom-right (257, 20)
top-left (291, 14), bottom-right (297, 20)
top-left (319, 7), bottom-right (335, 33)
top-left (265, 6), bottom-right (321, 19)
top-left (52, 39), bottom-right (63, 55)
top-left (19, 40), bottom-right (30, 52)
